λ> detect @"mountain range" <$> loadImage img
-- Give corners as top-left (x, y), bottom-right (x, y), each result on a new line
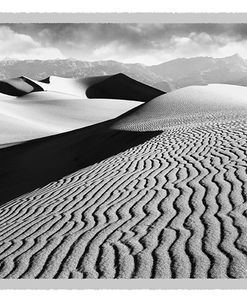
top-left (1, 53), bottom-right (247, 91)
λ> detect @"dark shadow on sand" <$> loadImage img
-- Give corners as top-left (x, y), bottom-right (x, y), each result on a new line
top-left (0, 120), bottom-right (162, 205)
top-left (86, 73), bottom-right (164, 102)
top-left (0, 76), bottom-right (43, 97)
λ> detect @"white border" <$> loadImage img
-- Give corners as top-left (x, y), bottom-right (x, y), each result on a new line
top-left (1, 0), bottom-right (247, 13)
top-left (0, 11), bottom-right (247, 290)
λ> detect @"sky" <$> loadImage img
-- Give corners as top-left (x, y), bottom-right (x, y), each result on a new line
top-left (1, 23), bottom-right (247, 65)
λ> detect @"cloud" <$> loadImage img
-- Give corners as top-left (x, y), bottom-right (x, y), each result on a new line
top-left (165, 31), bottom-right (247, 60)
top-left (0, 26), bottom-right (65, 60)
top-left (2, 23), bottom-right (247, 64)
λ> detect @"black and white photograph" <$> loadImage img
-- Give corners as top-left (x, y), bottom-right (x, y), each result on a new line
top-left (1, 18), bottom-right (247, 283)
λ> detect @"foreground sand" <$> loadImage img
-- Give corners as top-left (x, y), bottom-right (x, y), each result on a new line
top-left (0, 84), bottom-right (247, 278)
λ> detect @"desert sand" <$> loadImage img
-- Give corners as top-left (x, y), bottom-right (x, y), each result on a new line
top-left (35, 73), bottom-right (164, 101)
top-left (0, 76), bottom-right (43, 97)
top-left (0, 74), bottom-right (160, 147)
top-left (0, 91), bottom-right (141, 146)
top-left (0, 83), bottom-right (247, 279)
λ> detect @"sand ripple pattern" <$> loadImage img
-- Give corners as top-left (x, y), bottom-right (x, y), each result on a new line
top-left (0, 112), bottom-right (247, 278)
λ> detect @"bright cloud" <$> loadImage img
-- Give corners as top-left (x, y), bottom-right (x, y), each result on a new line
top-left (0, 26), bottom-right (65, 60)
top-left (2, 24), bottom-right (247, 64)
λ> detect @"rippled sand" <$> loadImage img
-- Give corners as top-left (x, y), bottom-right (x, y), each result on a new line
top-left (0, 84), bottom-right (247, 278)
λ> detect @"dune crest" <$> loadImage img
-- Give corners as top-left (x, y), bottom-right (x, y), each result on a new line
top-left (85, 73), bottom-right (165, 102)
top-left (36, 75), bottom-right (110, 98)
top-left (36, 73), bottom-right (164, 102)
top-left (112, 84), bottom-right (247, 131)
top-left (0, 83), bottom-right (247, 279)
top-left (0, 73), bottom-right (165, 101)
top-left (0, 91), bottom-right (142, 147)
top-left (0, 73), bottom-right (165, 147)
top-left (0, 76), bottom-right (43, 97)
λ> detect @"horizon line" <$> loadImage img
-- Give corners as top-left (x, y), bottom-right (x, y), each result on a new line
top-left (0, 52), bottom-right (245, 66)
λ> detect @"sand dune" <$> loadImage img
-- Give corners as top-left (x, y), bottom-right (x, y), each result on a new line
top-left (0, 84), bottom-right (247, 279)
top-left (0, 91), bottom-right (142, 146)
top-left (0, 73), bottom-right (163, 146)
top-left (35, 75), bottom-right (109, 98)
top-left (112, 84), bottom-right (247, 130)
top-left (85, 73), bottom-right (164, 101)
top-left (37, 73), bottom-right (164, 101)
top-left (0, 76), bottom-right (43, 97)
top-left (0, 73), bottom-right (164, 101)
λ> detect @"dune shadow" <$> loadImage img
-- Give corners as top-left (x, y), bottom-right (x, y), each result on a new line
top-left (0, 76), bottom-right (43, 97)
top-left (0, 121), bottom-right (162, 205)
top-left (0, 81), bottom-right (29, 97)
top-left (86, 73), bottom-right (165, 102)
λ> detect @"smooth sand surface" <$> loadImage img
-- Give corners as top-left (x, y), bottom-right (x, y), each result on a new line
top-left (37, 73), bottom-right (164, 101)
top-left (36, 75), bottom-right (107, 98)
top-left (0, 84), bottom-right (247, 279)
top-left (0, 73), bottom-right (162, 147)
top-left (0, 91), bottom-right (142, 146)
top-left (0, 76), bottom-right (43, 96)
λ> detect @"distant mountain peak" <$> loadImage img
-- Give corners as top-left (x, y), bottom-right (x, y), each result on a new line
top-left (224, 53), bottom-right (244, 61)
top-left (229, 53), bottom-right (242, 58)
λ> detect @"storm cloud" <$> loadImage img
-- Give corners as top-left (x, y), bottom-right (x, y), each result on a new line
top-left (2, 23), bottom-right (247, 64)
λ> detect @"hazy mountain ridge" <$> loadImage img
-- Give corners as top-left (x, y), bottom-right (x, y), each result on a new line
top-left (0, 59), bottom-right (169, 91)
top-left (150, 53), bottom-right (247, 89)
top-left (1, 54), bottom-right (247, 91)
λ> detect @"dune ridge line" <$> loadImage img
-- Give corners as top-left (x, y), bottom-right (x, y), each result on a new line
top-left (0, 83), bottom-right (246, 278)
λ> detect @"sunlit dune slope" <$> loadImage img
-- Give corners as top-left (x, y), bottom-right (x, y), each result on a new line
top-left (1, 84), bottom-right (247, 279)
top-left (0, 76), bottom-right (43, 96)
top-left (0, 91), bottom-right (142, 146)
top-left (112, 84), bottom-right (247, 131)
top-left (36, 75), bottom-right (110, 98)
top-left (37, 73), bottom-right (164, 101)
top-left (0, 73), bottom-right (165, 146)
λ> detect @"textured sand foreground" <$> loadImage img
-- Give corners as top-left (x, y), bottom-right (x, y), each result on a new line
top-left (0, 84), bottom-right (247, 278)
